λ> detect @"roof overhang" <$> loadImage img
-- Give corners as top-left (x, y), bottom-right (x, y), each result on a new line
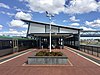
top-left (28, 33), bottom-right (73, 38)
top-left (21, 19), bottom-right (82, 31)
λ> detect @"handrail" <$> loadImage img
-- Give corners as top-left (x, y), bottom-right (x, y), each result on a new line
top-left (80, 44), bottom-right (100, 57)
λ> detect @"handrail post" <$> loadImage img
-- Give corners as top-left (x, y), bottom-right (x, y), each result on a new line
top-left (97, 47), bottom-right (99, 57)
top-left (92, 46), bottom-right (93, 55)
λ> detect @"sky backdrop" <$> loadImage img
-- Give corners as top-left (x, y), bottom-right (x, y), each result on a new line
top-left (0, 0), bottom-right (100, 38)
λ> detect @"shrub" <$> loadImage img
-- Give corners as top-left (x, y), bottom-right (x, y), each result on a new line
top-left (35, 51), bottom-right (63, 56)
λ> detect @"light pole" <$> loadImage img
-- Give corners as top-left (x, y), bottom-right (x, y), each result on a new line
top-left (46, 11), bottom-right (54, 52)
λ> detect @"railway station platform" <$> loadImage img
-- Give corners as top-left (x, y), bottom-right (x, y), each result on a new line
top-left (0, 47), bottom-right (100, 75)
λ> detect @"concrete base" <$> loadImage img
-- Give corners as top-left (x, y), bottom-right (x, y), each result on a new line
top-left (28, 56), bottom-right (68, 65)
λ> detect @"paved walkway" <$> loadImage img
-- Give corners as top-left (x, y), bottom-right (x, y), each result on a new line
top-left (0, 48), bottom-right (100, 75)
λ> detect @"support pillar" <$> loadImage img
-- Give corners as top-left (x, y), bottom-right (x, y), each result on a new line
top-left (62, 37), bottom-right (64, 49)
top-left (78, 30), bottom-right (80, 50)
top-left (39, 37), bottom-right (41, 49)
top-left (74, 35), bottom-right (76, 47)
top-left (61, 36), bottom-right (64, 49)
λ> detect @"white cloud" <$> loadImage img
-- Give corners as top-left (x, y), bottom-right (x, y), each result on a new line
top-left (23, 0), bottom-right (100, 14)
top-left (0, 29), bottom-right (27, 36)
top-left (64, 0), bottom-right (100, 14)
top-left (98, 2), bottom-right (100, 11)
top-left (9, 29), bottom-right (15, 31)
top-left (80, 26), bottom-right (94, 30)
top-left (10, 20), bottom-right (24, 27)
top-left (9, 19), bottom-right (28, 28)
top-left (85, 19), bottom-right (100, 27)
top-left (51, 22), bottom-right (57, 25)
top-left (69, 16), bottom-right (80, 22)
top-left (0, 3), bottom-right (10, 9)
top-left (63, 20), bottom-right (67, 22)
top-left (19, 0), bottom-right (24, 2)
top-left (0, 11), bottom-right (15, 17)
top-left (70, 23), bottom-right (80, 26)
top-left (15, 8), bottom-right (22, 12)
top-left (13, 6), bottom-right (32, 13)
top-left (63, 19), bottom-right (69, 22)
top-left (27, 10), bottom-right (32, 13)
top-left (22, 25), bottom-right (28, 28)
top-left (0, 25), bottom-right (3, 30)
top-left (0, 11), bottom-right (6, 14)
top-left (63, 16), bottom-right (80, 23)
top-left (25, 0), bottom-right (65, 14)
top-left (15, 11), bottom-right (32, 20)
top-left (14, 6), bottom-right (17, 9)
top-left (6, 12), bottom-right (15, 16)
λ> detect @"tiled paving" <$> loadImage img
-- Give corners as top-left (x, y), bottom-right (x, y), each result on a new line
top-left (0, 48), bottom-right (100, 75)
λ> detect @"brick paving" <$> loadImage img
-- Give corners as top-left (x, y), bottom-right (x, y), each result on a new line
top-left (0, 48), bottom-right (100, 75)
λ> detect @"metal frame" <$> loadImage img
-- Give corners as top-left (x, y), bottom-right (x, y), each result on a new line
top-left (81, 31), bottom-right (100, 37)
top-left (80, 45), bottom-right (100, 57)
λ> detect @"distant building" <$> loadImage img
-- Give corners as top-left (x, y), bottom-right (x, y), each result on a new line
top-left (22, 19), bottom-right (81, 49)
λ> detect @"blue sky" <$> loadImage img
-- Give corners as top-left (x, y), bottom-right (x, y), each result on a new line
top-left (0, 0), bottom-right (100, 36)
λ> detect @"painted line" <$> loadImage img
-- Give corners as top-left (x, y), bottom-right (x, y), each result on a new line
top-left (76, 53), bottom-right (100, 66)
top-left (0, 51), bottom-right (32, 65)
top-left (67, 47), bottom-right (100, 66)
top-left (68, 59), bottom-right (73, 66)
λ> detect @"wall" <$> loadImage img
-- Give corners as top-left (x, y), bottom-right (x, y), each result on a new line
top-left (60, 28), bottom-right (78, 34)
top-left (29, 23), bottom-right (45, 34)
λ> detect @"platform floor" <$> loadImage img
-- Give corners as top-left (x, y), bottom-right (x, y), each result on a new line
top-left (0, 48), bottom-right (100, 75)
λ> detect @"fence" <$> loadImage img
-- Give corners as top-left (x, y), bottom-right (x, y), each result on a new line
top-left (80, 45), bottom-right (100, 57)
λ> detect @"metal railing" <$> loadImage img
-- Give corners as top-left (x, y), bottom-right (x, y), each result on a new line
top-left (80, 45), bottom-right (100, 57)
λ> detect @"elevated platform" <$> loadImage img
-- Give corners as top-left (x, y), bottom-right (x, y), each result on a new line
top-left (0, 48), bottom-right (100, 75)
